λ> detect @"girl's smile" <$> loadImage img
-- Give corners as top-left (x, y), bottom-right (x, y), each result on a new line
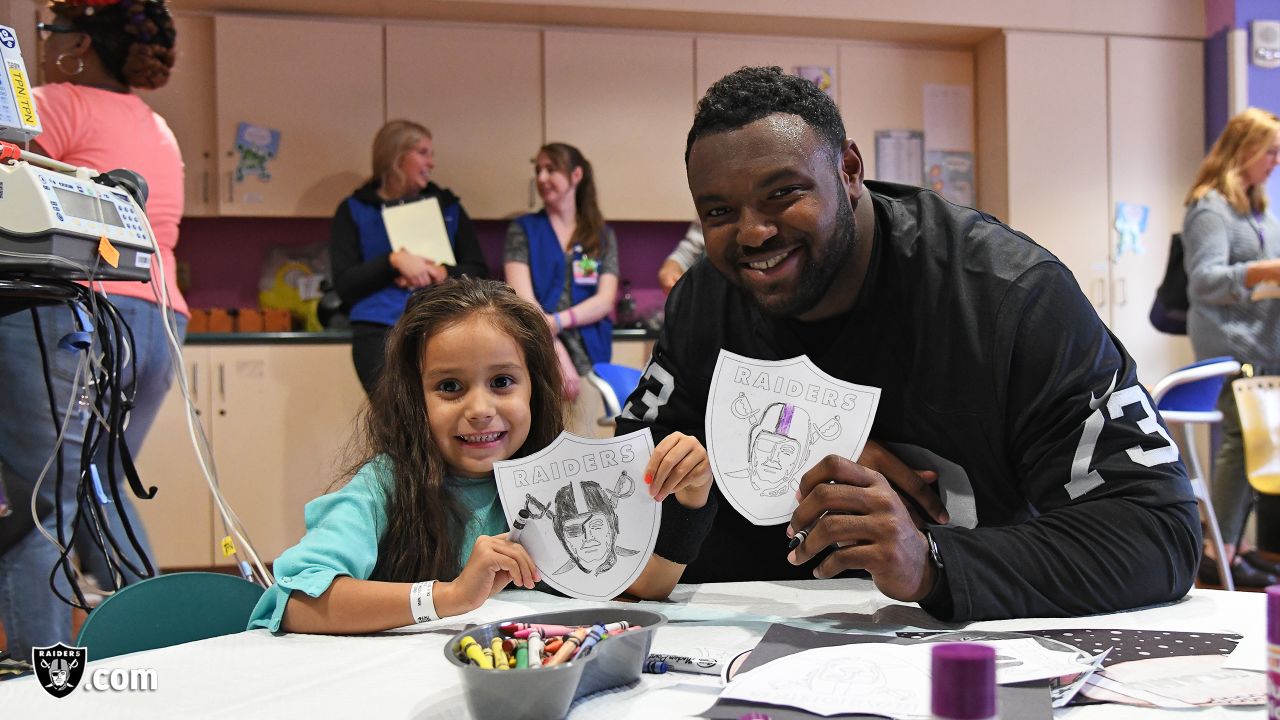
top-left (421, 314), bottom-right (533, 477)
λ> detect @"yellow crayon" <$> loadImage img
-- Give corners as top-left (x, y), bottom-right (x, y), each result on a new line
top-left (483, 646), bottom-right (495, 669)
top-left (491, 637), bottom-right (511, 670)
top-left (459, 636), bottom-right (493, 669)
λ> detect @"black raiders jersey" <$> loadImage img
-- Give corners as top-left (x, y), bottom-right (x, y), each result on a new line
top-left (616, 181), bottom-right (1200, 621)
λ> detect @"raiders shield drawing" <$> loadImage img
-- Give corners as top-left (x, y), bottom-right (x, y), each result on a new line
top-left (33, 642), bottom-right (87, 698)
top-left (493, 428), bottom-right (659, 601)
top-left (705, 350), bottom-right (881, 525)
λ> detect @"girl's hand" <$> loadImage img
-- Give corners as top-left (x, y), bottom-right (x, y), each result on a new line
top-left (436, 534), bottom-right (540, 616)
top-left (645, 432), bottom-right (712, 508)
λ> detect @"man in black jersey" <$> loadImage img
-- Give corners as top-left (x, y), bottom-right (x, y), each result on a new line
top-left (619, 66), bottom-right (1200, 621)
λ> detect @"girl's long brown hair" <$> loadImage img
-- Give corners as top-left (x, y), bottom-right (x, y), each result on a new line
top-left (342, 277), bottom-right (566, 583)
top-left (539, 142), bottom-right (606, 257)
top-left (1186, 107), bottom-right (1280, 214)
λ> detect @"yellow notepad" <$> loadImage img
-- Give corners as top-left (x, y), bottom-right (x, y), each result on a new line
top-left (381, 196), bottom-right (457, 266)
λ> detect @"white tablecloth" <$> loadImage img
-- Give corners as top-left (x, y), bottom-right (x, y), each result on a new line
top-left (0, 579), bottom-right (1265, 719)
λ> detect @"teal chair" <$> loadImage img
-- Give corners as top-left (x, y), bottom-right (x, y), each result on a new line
top-left (75, 571), bottom-right (265, 660)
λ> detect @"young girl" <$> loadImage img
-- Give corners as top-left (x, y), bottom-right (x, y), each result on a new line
top-left (249, 278), bottom-right (711, 634)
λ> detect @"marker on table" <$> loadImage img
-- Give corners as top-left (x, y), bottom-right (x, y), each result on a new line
top-left (646, 653), bottom-right (721, 676)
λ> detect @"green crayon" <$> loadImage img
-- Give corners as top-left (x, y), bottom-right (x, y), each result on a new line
top-left (515, 639), bottom-right (529, 669)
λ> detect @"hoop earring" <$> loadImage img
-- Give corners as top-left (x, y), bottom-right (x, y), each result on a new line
top-left (56, 52), bottom-right (84, 77)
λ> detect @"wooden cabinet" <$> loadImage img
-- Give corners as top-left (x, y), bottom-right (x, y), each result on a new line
top-left (982, 31), bottom-right (1199, 384)
top-left (134, 343), bottom-right (366, 569)
top-left (138, 14), bottom-right (218, 217)
top-left (213, 15), bottom-right (384, 217)
top-left (544, 29), bottom-right (695, 221)
top-left (386, 24), bottom-right (543, 219)
top-left (695, 35), bottom-right (839, 100)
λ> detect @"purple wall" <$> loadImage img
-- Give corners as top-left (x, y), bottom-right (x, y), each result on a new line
top-left (175, 216), bottom-right (688, 323)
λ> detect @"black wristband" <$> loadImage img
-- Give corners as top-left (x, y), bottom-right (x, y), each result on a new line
top-left (651, 492), bottom-right (718, 565)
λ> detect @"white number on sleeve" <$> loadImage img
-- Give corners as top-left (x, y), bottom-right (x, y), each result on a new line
top-left (1065, 375), bottom-right (1179, 499)
top-left (619, 361), bottom-right (674, 423)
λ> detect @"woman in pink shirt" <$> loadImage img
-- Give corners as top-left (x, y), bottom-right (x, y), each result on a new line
top-left (0, 0), bottom-right (184, 663)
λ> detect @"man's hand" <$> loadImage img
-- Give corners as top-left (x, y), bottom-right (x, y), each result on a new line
top-left (858, 440), bottom-right (948, 526)
top-left (657, 259), bottom-right (685, 295)
top-left (787, 455), bottom-right (937, 601)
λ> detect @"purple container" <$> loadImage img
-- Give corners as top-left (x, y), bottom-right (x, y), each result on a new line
top-left (931, 643), bottom-right (996, 720)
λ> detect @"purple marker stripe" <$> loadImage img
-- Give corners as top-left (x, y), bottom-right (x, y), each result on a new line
top-left (775, 404), bottom-right (795, 436)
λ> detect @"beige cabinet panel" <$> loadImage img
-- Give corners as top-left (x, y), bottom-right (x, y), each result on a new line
top-left (386, 24), bottom-right (543, 220)
top-left (544, 29), bottom-right (695, 221)
top-left (134, 347), bottom-right (215, 568)
top-left (1003, 32), bottom-right (1111, 315)
top-left (214, 15), bottom-right (384, 217)
top-left (695, 36), bottom-right (838, 101)
top-left (137, 14), bottom-right (217, 217)
top-left (838, 44), bottom-right (973, 185)
top-left (210, 344), bottom-right (364, 566)
top-left (1107, 36), bottom-right (1200, 383)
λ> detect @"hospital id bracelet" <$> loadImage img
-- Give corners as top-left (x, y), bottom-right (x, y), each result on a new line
top-left (411, 580), bottom-right (440, 623)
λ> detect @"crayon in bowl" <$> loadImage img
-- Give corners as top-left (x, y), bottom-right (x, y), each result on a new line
top-left (444, 609), bottom-right (666, 720)
top-left (455, 620), bottom-right (644, 668)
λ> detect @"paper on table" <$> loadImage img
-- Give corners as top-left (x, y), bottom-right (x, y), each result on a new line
top-left (720, 639), bottom-right (1093, 718)
top-left (381, 196), bottom-right (457, 266)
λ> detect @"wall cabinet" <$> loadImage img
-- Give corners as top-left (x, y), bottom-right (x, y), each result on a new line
top-left (982, 31), bottom-right (1199, 384)
top-left (134, 343), bottom-right (365, 568)
top-left (213, 15), bottom-right (384, 217)
top-left (544, 29), bottom-right (695, 221)
top-left (386, 24), bottom-right (544, 219)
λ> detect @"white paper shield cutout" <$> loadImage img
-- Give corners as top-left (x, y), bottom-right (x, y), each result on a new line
top-left (706, 351), bottom-right (881, 525)
top-left (493, 428), bottom-right (659, 601)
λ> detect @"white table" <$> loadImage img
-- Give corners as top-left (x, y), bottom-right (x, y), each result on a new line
top-left (0, 579), bottom-right (1265, 719)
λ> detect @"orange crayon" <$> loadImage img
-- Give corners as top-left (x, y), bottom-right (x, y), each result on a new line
top-left (544, 627), bottom-right (589, 667)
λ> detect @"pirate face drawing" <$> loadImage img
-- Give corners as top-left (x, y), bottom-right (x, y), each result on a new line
top-left (44, 658), bottom-right (76, 689)
top-left (725, 395), bottom-right (842, 497)
top-left (525, 471), bottom-right (640, 575)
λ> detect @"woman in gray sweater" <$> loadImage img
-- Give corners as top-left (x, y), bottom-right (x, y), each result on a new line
top-left (1184, 107), bottom-right (1280, 588)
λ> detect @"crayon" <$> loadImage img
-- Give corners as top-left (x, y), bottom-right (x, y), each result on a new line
top-left (787, 527), bottom-right (809, 550)
top-left (508, 508), bottom-right (532, 543)
top-left (544, 637), bottom-right (564, 655)
top-left (513, 624), bottom-right (577, 639)
top-left (527, 629), bottom-right (544, 667)
top-left (647, 653), bottom-right (721, 676)
top-left (602, 621), bottom-right (630, 634)
top-left (459, 636), bottom-right (493, 669)
top-left (573, 624), bottom-right (607, 659)
top-left (491, 637), bottom-right (510, 670)
top-left (643, 659), bottom-right (669, 674)
top-left (515, 639), bottom-right (529, 669)
top-left (544, 627), bottom-right (588, 667)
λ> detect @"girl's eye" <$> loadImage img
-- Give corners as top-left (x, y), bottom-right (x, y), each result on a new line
top-left (437, 379), bottom-right (462, 393)
top-left (492, 375), bottom-right (516, 389)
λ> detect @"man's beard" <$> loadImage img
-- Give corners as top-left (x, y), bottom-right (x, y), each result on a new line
top-left (752, 191), bottom-right (856, 318)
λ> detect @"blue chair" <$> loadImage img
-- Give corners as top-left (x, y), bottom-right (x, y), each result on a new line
top-left (75, 571), bottom-right (265, 660)
top-left (585, 362), bottom-right (644, 426)
top-left (1151, 356), bottom-right (1241, 591)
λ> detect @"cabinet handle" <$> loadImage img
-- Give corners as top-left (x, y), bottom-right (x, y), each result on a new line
top-left (1115, 277), bottom-right (1127, 306)
top-left (1094, 278), bottom-right (1107, 308)
top-left (528, 178), bottom-right (536, 209)
top-left (217, 362), bottom-right (226, 403)
top-left (190, 362), bottom-right (199, 404)
top-left (201, 170), bottom-right (209, 205)
top-left (226, 171), bottom-right (234, 204)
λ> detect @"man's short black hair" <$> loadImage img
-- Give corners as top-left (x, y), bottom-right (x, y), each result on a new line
top-left (685, 66), bottom-right (847, 164)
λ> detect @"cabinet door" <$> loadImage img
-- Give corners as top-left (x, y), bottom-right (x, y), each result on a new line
top-left (133, 346), bottom-right (215, 568)
top-left (137, 14), bottom-right (217, 217)
top-left (214, 15), bottom-right (384, 217)
top-left (386, 24), bottom-right (543, 219)
top-left (838, 43), bottom-right (973, 184)
top-left (209, 344), bottom-right (364, 566)
top-left (544, 29), bottom-right (695, 221)
top-left (1003, 32), bottom-right (1111, 317)
top-left (1107, 37), bottom-right (1201, 384)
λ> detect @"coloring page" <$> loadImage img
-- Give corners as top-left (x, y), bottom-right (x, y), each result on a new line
top-left (493, 429), bottom-right (658, 601)
top-left (705, 351), bottom-right (880, 526)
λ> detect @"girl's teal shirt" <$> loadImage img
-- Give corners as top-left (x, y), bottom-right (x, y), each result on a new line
top-left (247, 456), bottom-right (508, 632)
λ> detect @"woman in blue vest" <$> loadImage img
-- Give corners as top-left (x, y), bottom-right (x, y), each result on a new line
top-left (504, 143), bottom-right (618, 400)
top-left (330, 120), bottom-right (488, 394)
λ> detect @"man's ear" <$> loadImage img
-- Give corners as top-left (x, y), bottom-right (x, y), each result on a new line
top-left (840, 140), bottom-right (866, 202)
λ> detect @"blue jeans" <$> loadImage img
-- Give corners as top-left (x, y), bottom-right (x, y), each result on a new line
top-left (0, 295), bottom-right (185, 660)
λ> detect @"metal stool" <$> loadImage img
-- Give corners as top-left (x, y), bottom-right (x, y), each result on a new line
top-left (1151, 356), bottom-right (1240, 591)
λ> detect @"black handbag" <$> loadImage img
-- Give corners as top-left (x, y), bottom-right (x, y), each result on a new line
top-left (1149, 232), bottom-right (1189, 335)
